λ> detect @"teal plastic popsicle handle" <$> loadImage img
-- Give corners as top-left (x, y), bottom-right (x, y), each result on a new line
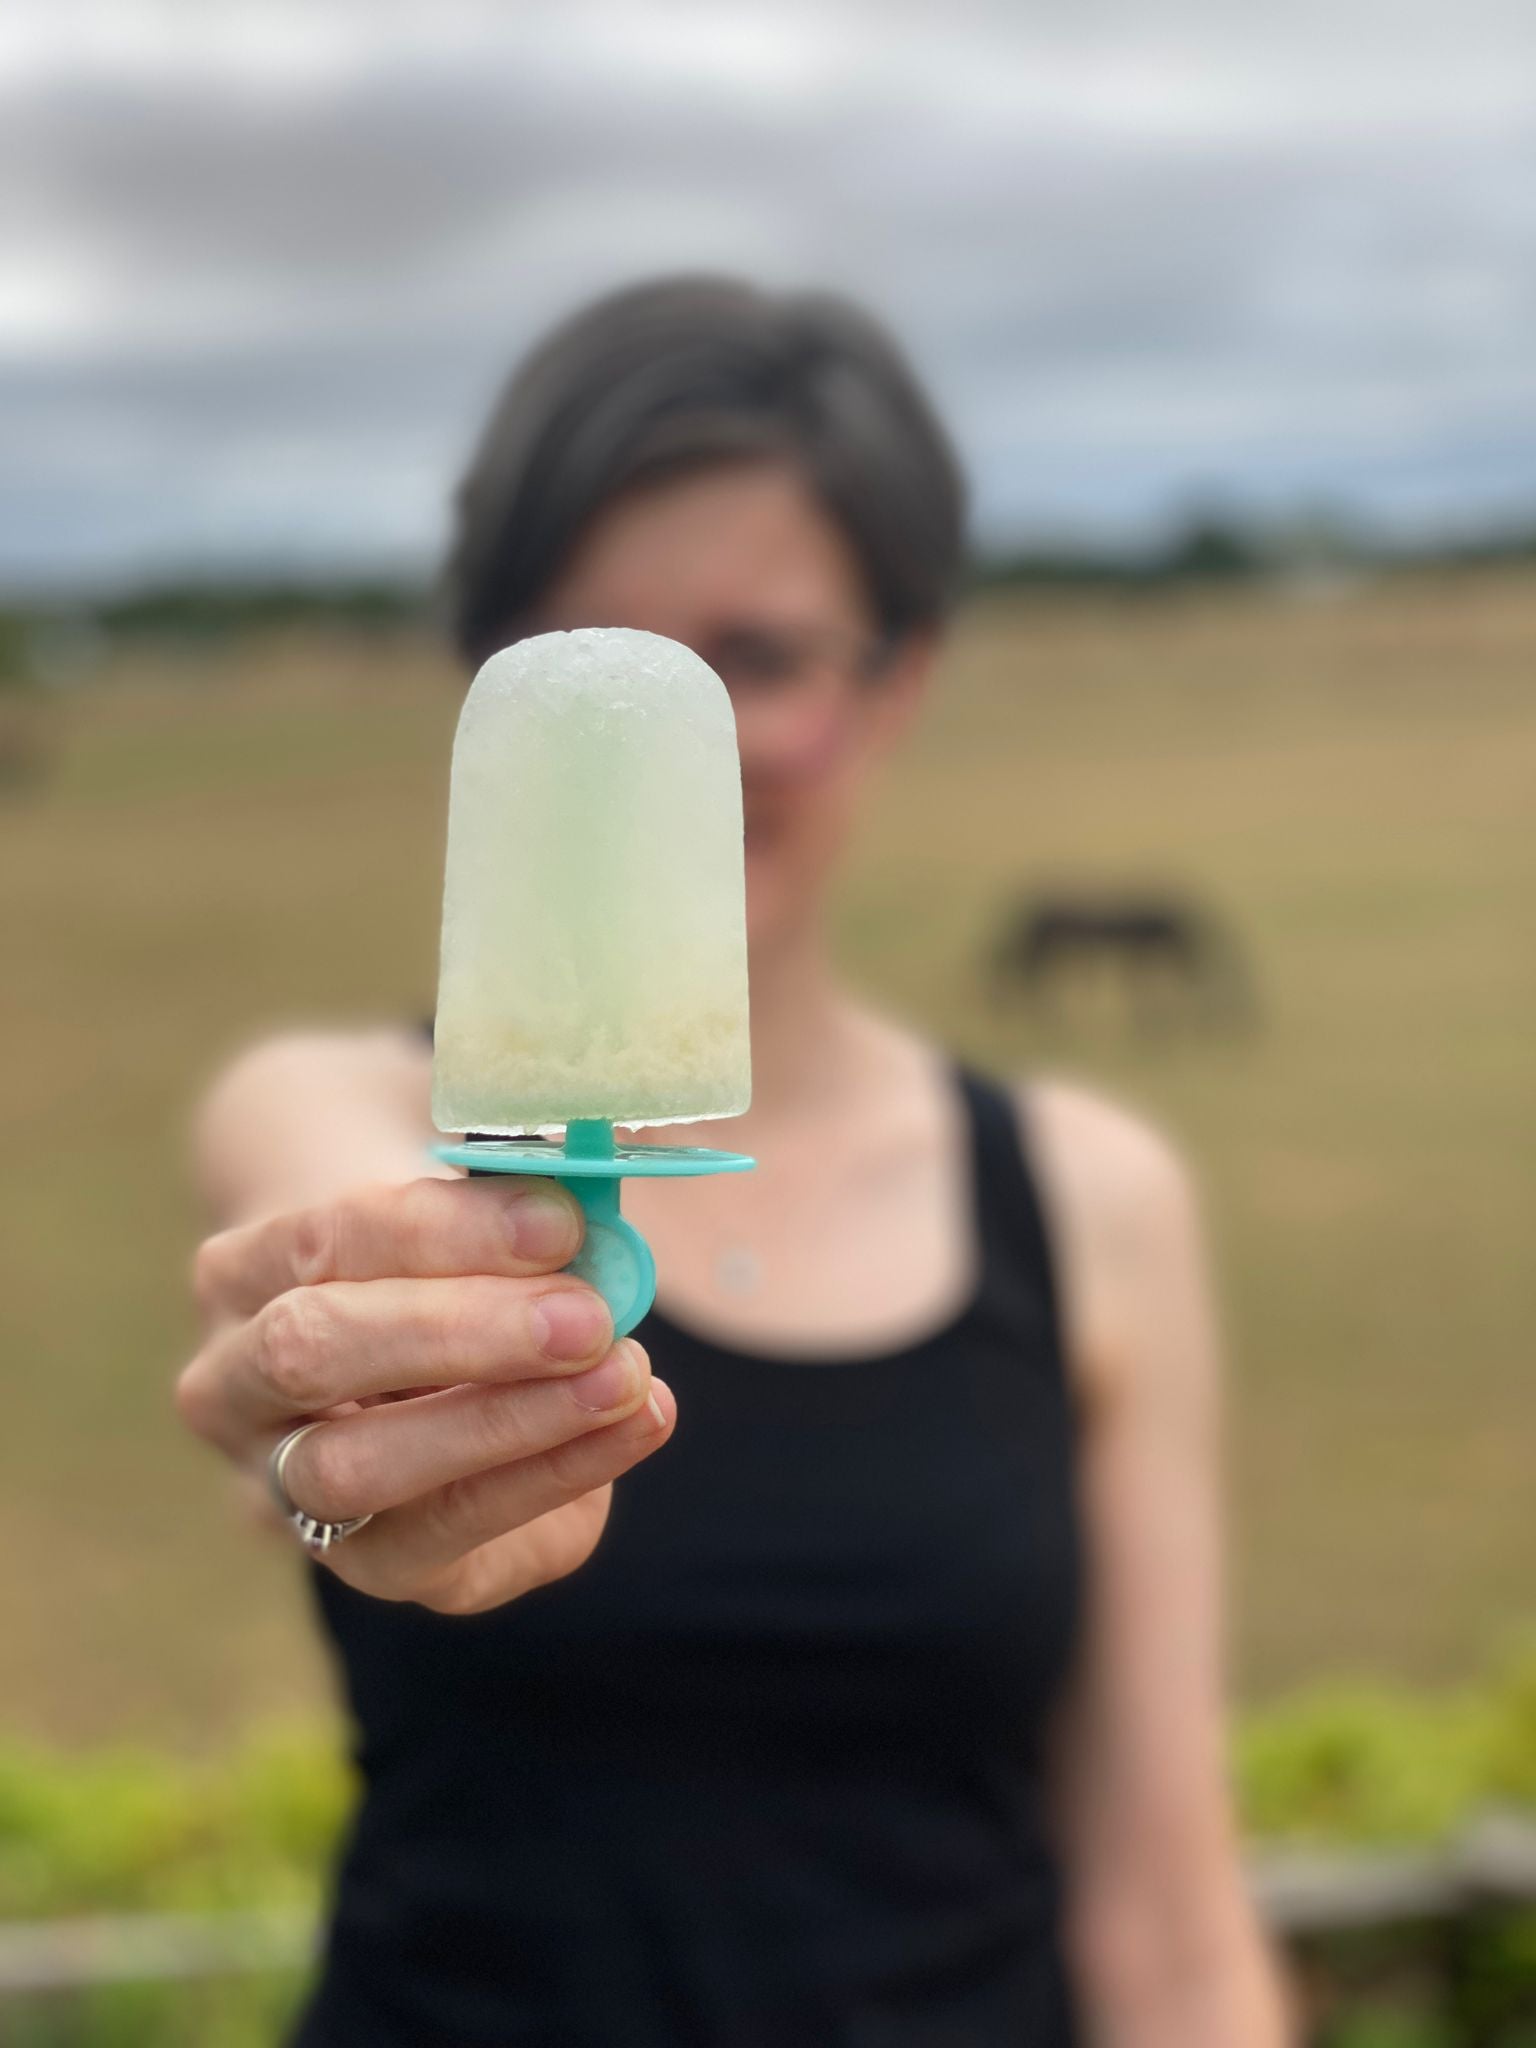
top-left (433, 1119), bottom-right (753, 1339)
top-left (561, 1174), bottom-right (656, 1338)
top-left (556, 1118), bottom-right (653, 1336)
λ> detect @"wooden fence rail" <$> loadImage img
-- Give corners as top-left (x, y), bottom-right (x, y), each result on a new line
top-left (0, 1906), bottom-right (313, 1995)
top-left (1250, 1810), bottom-right (1536, 1936)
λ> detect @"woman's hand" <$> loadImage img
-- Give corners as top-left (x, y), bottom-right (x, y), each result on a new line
top-left (175, 1175), bottom-right (676, 1615)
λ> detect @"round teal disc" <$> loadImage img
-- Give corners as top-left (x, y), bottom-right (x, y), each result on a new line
top-left (431, 1141), bottom-right (754, 1178)
top-left (430, 1137), bottom-right (754, 1336)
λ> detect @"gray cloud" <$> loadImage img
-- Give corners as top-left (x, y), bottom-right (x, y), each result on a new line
top-left (3, 0), bottom-right (1535, 588)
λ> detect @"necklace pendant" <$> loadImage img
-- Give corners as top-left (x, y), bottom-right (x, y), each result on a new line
top-left (714, 1246), bottom-right (762, 1296)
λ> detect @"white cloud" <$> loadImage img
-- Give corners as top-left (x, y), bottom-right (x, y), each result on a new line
top-left (2, 0), bottom-right (1534, 585)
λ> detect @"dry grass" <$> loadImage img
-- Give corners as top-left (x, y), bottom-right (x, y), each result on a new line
top-left (2, 576), bottom-right (1532, 1742)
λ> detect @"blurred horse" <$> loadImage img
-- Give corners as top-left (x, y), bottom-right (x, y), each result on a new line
top-left (989, 888), bottom-right (1258, 1035)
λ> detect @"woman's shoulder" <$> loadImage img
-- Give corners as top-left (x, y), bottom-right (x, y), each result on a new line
top-left (203, 1021), bottom-right (431, 1103)
top-left (1016, 1072), bottom-right (1198, 1227)
top-left (1008, 1072), bottom-right (1210, 1407)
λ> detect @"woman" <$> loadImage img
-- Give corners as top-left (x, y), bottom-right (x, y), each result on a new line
top-left (177, 276), bottom-right (1287, 2045)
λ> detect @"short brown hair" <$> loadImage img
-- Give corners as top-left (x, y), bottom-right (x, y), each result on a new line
top-left (443, 274), bottom-right (967, 666)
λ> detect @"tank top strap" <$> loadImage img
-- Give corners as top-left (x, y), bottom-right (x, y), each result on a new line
top-left (952, 1061), bottom-right (1065, 1363)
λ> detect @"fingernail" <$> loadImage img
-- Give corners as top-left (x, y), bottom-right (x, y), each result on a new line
top-left (645, 1378), bottom-right (676, 1432)
top-left (567, 1341), bottom-right (642, 1412)
top-left (533, 1289), bottom-right (611, 1362)
top-left (510, 1188), bottom-right (580, 1262)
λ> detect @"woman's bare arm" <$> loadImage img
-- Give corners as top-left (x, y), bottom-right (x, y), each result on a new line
top-left (1024, 1078), bottom-right (1292, 2047)
top-left (192, 1026), bottom-right (443, 1225)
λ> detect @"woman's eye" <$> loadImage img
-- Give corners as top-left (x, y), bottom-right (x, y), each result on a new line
top-left (714, 636), bottom-right (808, 692)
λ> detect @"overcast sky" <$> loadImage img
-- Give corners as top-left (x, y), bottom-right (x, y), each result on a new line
top-left (4, 0), bottom-right (1535, 592)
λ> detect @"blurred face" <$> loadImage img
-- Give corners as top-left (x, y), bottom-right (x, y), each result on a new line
top-left (524, 462), bottom-right (935, 956)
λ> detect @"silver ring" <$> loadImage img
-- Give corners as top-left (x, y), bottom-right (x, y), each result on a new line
top-left (266, 1420), bottom-right (374, 1554)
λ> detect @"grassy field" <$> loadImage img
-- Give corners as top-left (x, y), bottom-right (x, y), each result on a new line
top-left (1, 575), bottom-right (1532, 1745)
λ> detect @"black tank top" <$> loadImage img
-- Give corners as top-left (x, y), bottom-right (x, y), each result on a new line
top-left (289, 1062), bottom-right (1083, 2047)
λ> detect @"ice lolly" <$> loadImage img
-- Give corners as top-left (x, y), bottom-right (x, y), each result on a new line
top-left (433, 627), bottom-right (751, 1135)
top-left (430, 627), bottom-right (755, 1333)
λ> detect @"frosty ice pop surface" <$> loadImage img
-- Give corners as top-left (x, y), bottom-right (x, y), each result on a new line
top-left (432, 627), bottom-right (752, 1137)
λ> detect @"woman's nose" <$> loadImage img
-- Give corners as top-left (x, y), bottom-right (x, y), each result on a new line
top-left (737, 724), bottom-right (849, 790)
top-left (732, 693), bottom-right (863, 788)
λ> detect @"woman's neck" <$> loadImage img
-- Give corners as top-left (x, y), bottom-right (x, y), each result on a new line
top-left (713, 921), bottom-right (919, 1145)
top-left (738, 928), bottom-right (846, 1126)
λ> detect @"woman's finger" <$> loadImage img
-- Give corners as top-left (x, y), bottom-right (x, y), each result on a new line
top-left (264, 1338), bottom-right (658, 1521)
top-left (432, 1486), bottom-right (617, 1614)
top-left (178, 1273), bottom-right (613, 1455)
top-left (324, 1377), bottom-right (677, 1604)
top-left (193, 1175), bottom-right (583, 1322)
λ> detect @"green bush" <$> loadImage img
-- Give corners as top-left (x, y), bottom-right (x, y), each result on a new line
top-left (4, 1645), bottom-right (1536, 2045)
top-left (1231, 1641), bottom-right (1536, 2046)
top-left (1235, 1639), bottom-right (1536, 1847)
top-left (0, 1718), bottom-right (352, 1919)
top-left (1, 1645), bottom-right (1535, 1917)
